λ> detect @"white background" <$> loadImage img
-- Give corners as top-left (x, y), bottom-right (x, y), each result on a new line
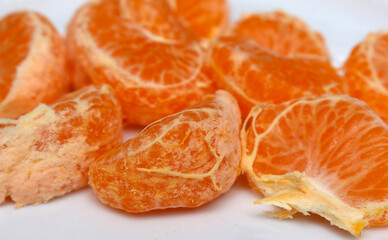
top-left (1, 0), bottom-right (388, 239)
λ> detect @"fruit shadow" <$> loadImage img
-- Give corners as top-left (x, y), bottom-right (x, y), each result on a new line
top-left (86, 175), bottom-right (254, 219)
top-left (237, 177), bottom-right (387, 239)
top-left (277, 211), bottom-right (356, 239)
top-left (0, 197), bottom-right (15, 208)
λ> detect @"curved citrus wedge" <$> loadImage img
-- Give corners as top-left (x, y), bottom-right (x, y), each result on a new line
top-left (0, 85), bottom-right (122, 208)
top-left (343, 32), bottom-right (388, 123)
top-left (66, 0), bottom-right (216, 125)
top-left (167, 0), bottom-right (229, 39)
top-left (231, 11), bottom-right (329, 60)
top-left (241, 95), bottom-right (388, 236)
top-left (66, 35), bottom-right (91, 90)
top-left (208, 36), bottom-right (344, 116)
top-left (89, 90), bottom-right (241, 213)
top-left (0, 11), bottom-right (69, 118)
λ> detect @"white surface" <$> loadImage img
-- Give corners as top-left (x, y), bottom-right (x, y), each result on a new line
top-left (1, 0), bottom-right (388, 239)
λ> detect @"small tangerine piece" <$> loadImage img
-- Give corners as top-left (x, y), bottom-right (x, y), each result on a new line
top-left (343, 31), bottom-right (388, 123)
top-left (208, 36), bottom-right (344, 116)
top-left (231, 11), bottom-right (329, 60)
top-left (0, 85), bottom-right (122, 207)
top-left (89, 90), bottom-right (241, 213)
top-left (241, 95), bottom-right (388, 236)
top-left (0, 11), bottom-right (69, 118)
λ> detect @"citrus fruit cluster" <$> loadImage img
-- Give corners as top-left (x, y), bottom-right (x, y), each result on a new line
top-left (0, 0), bottom-right (387, 237)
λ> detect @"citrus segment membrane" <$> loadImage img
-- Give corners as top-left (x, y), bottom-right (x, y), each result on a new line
top-left (241, 95), bottom-right (388, 236)
top-left (89, 90), bottom-right (241, 213)
top-left (0, 85), bottom-right (122, 207)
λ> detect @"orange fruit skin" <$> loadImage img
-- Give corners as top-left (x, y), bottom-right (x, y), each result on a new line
top-left (0, 85), bottom-right (122, 207)
top-left (343, 32), bottom-right (388, 123)
top-left (0, 11), bottom-right (69, 119)
top-left (208, 36), bottom-right (344, 117)
top-left (89, 90), bottom-right (241, 213)
top-left (231, 11), bottom-right (329, 60)
top-left (242, 95), bottom-right (388, 234)
top-left (168, 0), bottom-right (229, 39)
top-left (66, 0), bottom-right (216, 126)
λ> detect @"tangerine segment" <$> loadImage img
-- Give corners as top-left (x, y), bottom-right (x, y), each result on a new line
top-left (66, 0), bottom-right (215, 125)
top-left (0, 85), bottom-right (122, 208)
top-left (343, 32), bottom-right (388, 123)
top-left (241, 95), bottom-right (388, 236)
top-left (89, 90), bottom-right (241, 213)
top-left (0, 11), bottom-right (69, 119)
top-left (231, 11), bottom-right (329, 60)
top-left (66, 28), bottom-right (91, 90)
top-left (167, 0), bottom-right (229, 39)
top-left (208, 36), bottom-right (344, 116)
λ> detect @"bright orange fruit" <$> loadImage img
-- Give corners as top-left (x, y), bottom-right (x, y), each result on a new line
top-left (208, 36), bottom-right (344, 116)
top-left (66, 0), bottom-right (218, 125)
top-left (241, 95), bottom-right (388, 236)
top-left (167, 0), bottom-right (229, 39)
top-left (89, 90), bottom-right (241, 213)
top-left (0, 85), bottom-right (122, 207)
top-left (231, 11), bottom-right (329, 60)
top-left (343, 32), bottom-right (388, 123)
top-left (66, 34), bottom-right (91, 90)
top-left (0, 11), bottom-right (69, 119)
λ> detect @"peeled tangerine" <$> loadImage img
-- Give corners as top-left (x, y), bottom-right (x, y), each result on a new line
top-left (241, 95), bottom-right (388, 236)
top-left (89, 90), bottom-right (241, 213)
top-left (0, 85), bottom-right (122, 207)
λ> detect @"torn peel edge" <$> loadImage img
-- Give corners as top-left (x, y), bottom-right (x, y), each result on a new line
top-left (248, 171), bottom-right (370, 237)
